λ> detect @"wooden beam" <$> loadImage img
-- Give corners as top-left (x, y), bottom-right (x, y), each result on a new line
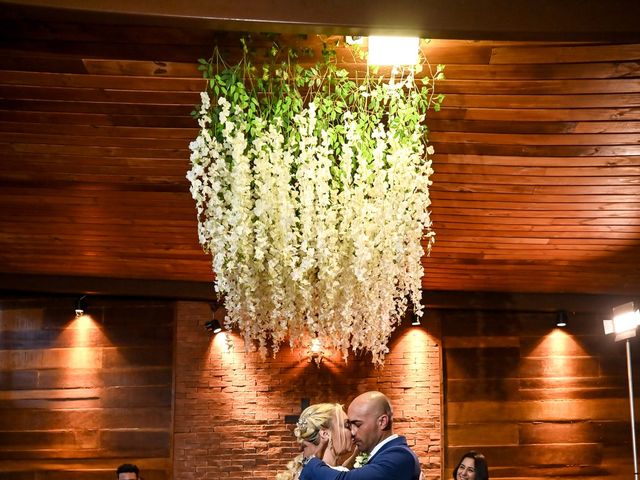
top-left (3, 0), bottom-right (640, 41)
top-left (0, 273), bottom-right (634, 313)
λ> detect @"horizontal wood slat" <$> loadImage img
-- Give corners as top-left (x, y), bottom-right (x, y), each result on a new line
top-left (0, 14), bottom-right (639, 299)
top-left (0, 299), bottom-right (174, 479)
top-left (443, 309), bottom-right (638, 479)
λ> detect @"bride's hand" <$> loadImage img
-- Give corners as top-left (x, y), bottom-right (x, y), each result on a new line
top-left (341, 445), bottom-right (359, 469)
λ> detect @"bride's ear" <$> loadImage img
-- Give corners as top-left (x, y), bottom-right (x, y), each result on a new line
top-left (320, 429), bottom-right (331, 441)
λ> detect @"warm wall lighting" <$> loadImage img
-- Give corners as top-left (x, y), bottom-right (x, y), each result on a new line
top-left (74, 295), bottom-right (87, 318)
top-left (367, 36), bottom-right (420, 66)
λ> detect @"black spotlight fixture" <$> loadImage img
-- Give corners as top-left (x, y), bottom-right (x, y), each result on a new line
top-left (556, 310), bottom-right (568, 328)
top-left (407, 309), bottom-right (420, 326)
top-left (74, 295), bottom-right (87, 318)
top-left (204, 319), bottom-right (223, 334)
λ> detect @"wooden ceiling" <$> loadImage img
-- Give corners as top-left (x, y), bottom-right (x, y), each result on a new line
top-left (1, 2), bottom-right (640, 298)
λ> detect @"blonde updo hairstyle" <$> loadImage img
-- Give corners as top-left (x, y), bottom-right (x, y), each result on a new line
top-left (276, 403), bottom-right (351, 480)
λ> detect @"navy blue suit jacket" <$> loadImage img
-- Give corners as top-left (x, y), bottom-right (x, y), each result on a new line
top-left (299, 435), bottom-right (420, 480)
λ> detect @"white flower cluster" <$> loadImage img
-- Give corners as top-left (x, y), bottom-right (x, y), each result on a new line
top-left (188, 88), bottom-right (435, 365)
top-left (353, 452), bottom-right (370, 468)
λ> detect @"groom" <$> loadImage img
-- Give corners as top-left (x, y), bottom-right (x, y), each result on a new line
top-left (299, 391), bottom-right (421, 480)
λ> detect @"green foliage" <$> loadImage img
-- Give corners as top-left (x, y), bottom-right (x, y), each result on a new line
top-left (196, 35), bottom-right (444, 171)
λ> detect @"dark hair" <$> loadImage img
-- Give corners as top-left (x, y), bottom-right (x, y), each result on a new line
top-left (116, 464), bottom-right (139, 477)
top-left (453, 451), bottom-right (488, 480)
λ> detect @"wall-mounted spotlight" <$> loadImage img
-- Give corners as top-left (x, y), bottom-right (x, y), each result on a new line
top-left (556, 310), bottom-right (568, 327)
top-left (204, 319), bottom-right (222, 334)
top-left (74, 295), bottom-right (87, 318)
top-left (205, 303), bottom-right (225, 334)
top-left (406, 309), bottom-right (421, 326)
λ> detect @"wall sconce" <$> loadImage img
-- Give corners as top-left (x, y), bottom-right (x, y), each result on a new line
top-left (367, 36), bottom-right (420, 66)
top-left (74, 295), bottom-right (87, 318)
top-left (407, 309), bottom-right (421, 326)
top-left (307, 338), bottom-right (325, 365)
top-left (205, 304), bottom-right (224, 334)
top-left (204, 319), bottom-right (222, 334)
top-left (603, 301), bottom-right (640, 480)
top-left (556, 310), bottom-right (568, 327)
top-left (205, 319), bottom-right (222, 334)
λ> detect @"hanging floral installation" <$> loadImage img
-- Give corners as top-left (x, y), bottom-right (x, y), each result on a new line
top-left (187, 36), bottom-right (444, 365)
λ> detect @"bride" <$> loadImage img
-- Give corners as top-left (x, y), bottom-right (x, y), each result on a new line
top-left (277, 403), bottom-right (355, 480)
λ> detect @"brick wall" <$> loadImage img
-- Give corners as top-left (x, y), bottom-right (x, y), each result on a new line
top-left (174, 301), bottom-right (443, 480)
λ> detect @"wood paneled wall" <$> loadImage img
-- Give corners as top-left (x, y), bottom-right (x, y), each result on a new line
top-left (442, 308), bottom-right (637, 480)
top-left (0, 296), bottom-right (174, 480)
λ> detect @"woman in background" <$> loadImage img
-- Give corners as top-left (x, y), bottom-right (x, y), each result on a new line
top-left (277, 403), bottom-right (354, 480)
top-left (452, 451), bottom-right (489, 480)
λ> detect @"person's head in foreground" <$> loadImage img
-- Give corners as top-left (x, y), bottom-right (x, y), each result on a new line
top-left (116, 464), bottom-right (139, 480)
top-left (276, 403), bottom-right (352, 480)
top-left (453, 451), bottom-right (489, 480)
top-left (346, 390), bottom-right (394, 454)
top-left (296, 403), bottom-right (352, 462)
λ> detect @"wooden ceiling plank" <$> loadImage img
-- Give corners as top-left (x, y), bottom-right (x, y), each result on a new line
top-left (432, 200), bottom-right (640, 212)
top-left (430, 120), bottom-right (640, 135)
top-left (432, 131), bottom-right (640, 146)
top-left (0, 85), bottom-right (200, 104)
top-left (433, 173), bottom-right (640, 186)
top-left (0, 99), bottom-right (192, 115)
top-left (433, 107), bottom-right (640, 122)
top-left (434, 154), bottom-right (640, 167)
top-left (82, 59), bottom-right (200, 77)
top-left (0, 110), bottom-right (195, 127)
top-left (490, 44), bottom-right (640, 64)
top-left (0, 132), bottom-right (191, 148)
top-left (0, 122), bottom-right (196, 138)
top-left (433, 164), bottom-right (640, 177)
top-left (437, 78), bottom-right (640, 95)
top-left (442, 93), bottom-right (640, 109)
top-left (0, 70), bottom-right (205, 90)
top-left (439, 62), bottom-right (640, 80)
top-left (433, 143), bottom-right (640, 157)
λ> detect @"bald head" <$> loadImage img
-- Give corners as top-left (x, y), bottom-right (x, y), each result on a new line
top-left (347, 391), bottom-right (394, 453)
top-left (351, 391), bottom-right (392, 422)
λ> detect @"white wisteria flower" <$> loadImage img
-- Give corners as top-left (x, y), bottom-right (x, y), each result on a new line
top-left (187, 39), bottom-right (442, 365)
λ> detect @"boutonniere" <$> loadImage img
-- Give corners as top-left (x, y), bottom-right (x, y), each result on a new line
top-left (354, 453), bottom-right (370, 468)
